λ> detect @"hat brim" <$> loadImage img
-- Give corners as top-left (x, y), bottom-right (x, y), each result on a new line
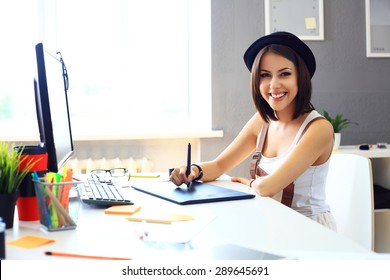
top-left (243, 32), bottom-right (316, 77)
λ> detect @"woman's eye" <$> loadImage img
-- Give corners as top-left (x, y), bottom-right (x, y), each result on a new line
top-left (280, 72), bottom-right (291, 77)
top-left (260, 73), bottom-right (270, 78)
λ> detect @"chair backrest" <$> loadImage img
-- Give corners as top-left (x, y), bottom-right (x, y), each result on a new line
top-left (325, 153), bottom-right (374, 250)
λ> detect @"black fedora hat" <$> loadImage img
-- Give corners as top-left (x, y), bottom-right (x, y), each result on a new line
top-left (243, 31), bottom-right (316, 77)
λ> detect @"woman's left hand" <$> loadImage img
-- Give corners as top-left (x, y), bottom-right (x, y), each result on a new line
top-left (231, 176), bottom-right (251, 186)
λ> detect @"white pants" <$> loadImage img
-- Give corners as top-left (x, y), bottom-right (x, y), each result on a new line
top-left (308, 212), bottom-right (337, 232)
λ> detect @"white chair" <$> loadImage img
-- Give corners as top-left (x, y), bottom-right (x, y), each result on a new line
top-left (325, 153), bottom-right (374, 250)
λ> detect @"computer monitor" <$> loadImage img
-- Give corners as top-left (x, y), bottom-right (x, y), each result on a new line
top-left (35, 42), bottom-right (74, 173)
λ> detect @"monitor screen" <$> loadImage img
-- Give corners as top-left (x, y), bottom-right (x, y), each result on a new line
top-left (35, 42), bottom-right (74, 172)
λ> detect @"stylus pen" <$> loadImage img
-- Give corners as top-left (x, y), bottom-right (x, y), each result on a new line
top-left (186, 143), bottom-right (191, 188)
top-left (44, 251), bottom-right (131, 260)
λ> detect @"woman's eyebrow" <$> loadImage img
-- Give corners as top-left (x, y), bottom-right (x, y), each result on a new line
top-left (278, 67), bottom-right (293, 72)
top-left (260, 67), bottom-right (292, 72)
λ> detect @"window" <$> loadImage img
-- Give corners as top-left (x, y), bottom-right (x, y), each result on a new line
top-left (0, 0), bottom-right (211, 140)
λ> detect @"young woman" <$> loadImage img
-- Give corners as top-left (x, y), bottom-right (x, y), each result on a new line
top-left (169, 32), bottom-right (336, 230)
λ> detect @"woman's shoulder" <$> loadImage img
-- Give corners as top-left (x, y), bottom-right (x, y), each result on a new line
top-left (306, 110), bottom-right (325, 121)
top-left (305, 111), bottom-right (333, 137)
top-left (247, 112), bottom-right (266, 129)
top-left (238, 112), bottom-right (266, 142)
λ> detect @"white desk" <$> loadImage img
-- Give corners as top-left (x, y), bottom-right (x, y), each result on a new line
top-left (4, 177), bottom-right (381, 260)
top-left (335, 145), bottom-right (390, 159)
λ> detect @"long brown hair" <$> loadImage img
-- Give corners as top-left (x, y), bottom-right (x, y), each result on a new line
top-left (250, 44), bottom-right (314, 122)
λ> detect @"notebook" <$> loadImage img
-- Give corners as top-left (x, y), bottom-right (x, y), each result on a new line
top-left (132, 181), bottom-right (255, 205)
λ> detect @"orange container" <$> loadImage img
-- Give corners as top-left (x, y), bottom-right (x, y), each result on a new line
top-left (14, 145), bottom-right (48, 221)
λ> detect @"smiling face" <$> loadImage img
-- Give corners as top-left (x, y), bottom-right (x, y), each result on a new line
top-left (259, 52), bottom-right (298, 116)
top-left (250, 44), bottom-right (313, 122)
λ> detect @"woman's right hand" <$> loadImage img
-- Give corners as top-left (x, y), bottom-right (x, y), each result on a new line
top-left (169, 166), bottom-right (197, 186)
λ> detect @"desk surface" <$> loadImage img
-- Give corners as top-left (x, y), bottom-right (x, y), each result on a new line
top-left (335, 145), bottom-right (390, 158)
top-left (4, 177), bottom-right (384, 260)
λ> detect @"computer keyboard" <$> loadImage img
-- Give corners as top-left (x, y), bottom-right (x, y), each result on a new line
top-left (79, 176), bottom-right (133, 206)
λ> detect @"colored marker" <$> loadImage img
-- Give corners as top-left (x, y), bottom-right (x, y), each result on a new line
top-left (35, 181), bottom-right (52, 228)
top-left (44, 251), bottom-right (131, 260)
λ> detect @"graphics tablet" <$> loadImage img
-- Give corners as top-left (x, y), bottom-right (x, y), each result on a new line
top-left (132, 181), bottom-right (255, 205)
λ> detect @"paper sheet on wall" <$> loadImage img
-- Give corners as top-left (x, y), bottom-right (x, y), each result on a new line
top-left (305, 17), bottom-right (317, 30)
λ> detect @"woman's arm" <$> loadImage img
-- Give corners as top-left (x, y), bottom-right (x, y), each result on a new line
top-left (251, 118), bottom-right (334, 197)
top-left (170, 113), bottom-right (263, 186)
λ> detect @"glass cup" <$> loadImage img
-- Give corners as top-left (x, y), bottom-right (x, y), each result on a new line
top-left (33, 179), bottom-right (81, 231)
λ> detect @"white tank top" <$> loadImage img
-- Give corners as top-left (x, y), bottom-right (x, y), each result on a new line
top-left (259, 110), bottom-right (331, 216)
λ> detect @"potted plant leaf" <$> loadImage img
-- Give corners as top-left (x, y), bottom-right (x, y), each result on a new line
top-left (323, 110), bottom-right (357, 150)
top-left (0, 142), bottom-right (35, 228)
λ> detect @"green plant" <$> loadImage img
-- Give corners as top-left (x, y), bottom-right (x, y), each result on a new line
top-left (0, 142), bottom-right (35, 194)
top-left (323, 110), bottom-right (357, 133)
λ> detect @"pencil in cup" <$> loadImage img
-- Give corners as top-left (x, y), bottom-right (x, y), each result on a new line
top-left (33, 179), bottom-right (81, 231)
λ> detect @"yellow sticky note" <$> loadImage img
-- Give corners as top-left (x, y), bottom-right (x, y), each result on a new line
top-left (165, 213), bottom-right (194, 222)
top-left (104, 205), bottom-right (141, 215)
top-left (127, 213), bottom-right (194, 224)
top-left (305, 17), bottom-right (317, 30)
top-left (7, 235), bottom-right (55, 249)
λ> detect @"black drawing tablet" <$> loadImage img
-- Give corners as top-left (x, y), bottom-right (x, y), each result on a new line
top-left (133, 181), bottom-right (255, 205)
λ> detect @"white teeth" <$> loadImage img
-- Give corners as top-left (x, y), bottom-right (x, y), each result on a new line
top-left (270, 92), bottom-right (286, 98)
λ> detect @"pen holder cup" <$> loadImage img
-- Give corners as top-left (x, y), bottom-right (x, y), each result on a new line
top-left (33, 179), bottom-right (81, 232)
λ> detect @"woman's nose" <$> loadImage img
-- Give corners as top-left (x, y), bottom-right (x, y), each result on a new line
top-left (269, 78), bottom-right (281, 90)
